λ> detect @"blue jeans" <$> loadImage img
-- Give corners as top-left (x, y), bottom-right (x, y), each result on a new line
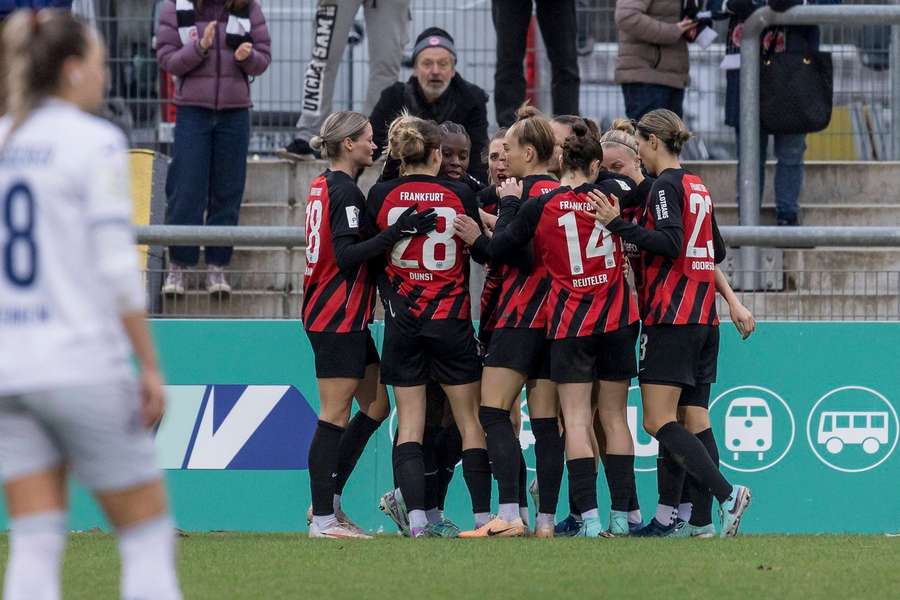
top-left (735, 128), bottom-right (807, 223)
top-left (165, 106), bottom-right (250, 267)
top-left (621, 83), bottom-right (685, 121)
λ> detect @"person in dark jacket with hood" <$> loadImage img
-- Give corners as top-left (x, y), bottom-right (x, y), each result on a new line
top-left (711, 0), bottom-right (840, 226)
top-left (370, 27), bottom-right (489, 183)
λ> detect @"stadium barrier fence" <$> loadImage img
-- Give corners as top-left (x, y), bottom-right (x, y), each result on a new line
top-left (1, 319), bottom-right (897, 533)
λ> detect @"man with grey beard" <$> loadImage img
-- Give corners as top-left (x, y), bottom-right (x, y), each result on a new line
top-left (369, 27), bottom-right (489, 183)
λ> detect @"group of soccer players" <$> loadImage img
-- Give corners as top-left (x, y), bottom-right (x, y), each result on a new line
top-left (301, 94), bottom-right (758, 538)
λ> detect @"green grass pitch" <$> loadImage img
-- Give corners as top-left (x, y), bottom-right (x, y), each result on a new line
top-left (1, 533), bottom-right (898, 599)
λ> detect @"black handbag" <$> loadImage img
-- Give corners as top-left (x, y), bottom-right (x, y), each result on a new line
top-left (759, 30), bottom-right (834, 135)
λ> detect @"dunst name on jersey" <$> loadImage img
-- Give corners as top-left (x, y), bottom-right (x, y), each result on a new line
top-left (572, 273), bottom-right (608, 288)
top-left (399, 191), bottom-right (444, 202)
top-left (691, 260), bottom-right (716, 271)
top-left (409, 272), bottom-right (434, 281)
top-left (558, 200), bottom-right (594, 212)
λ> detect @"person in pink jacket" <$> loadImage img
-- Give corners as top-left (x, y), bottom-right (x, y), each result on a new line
top-left (156, 0), bottom-right (271, 296)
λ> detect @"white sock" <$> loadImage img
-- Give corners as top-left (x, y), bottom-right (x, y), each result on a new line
top-left (425, 509), bottom-right (442, 524)
top-left (677, 502), bottom-right (693, 522)
top-left (581, 508), bottom-right (599, 520)
top-left (118, 515), bottom-right (182, 600)
top-left (3, 510), bottom-right (66, 600)
top-left (519, 506), bottom-right (530, 526)
top-left (474, 512), bottom-right (492, 528)
top-left (333, 494), bottom-right (342, 512)
top-left (628, 510), bottom-right (643, 525)
top-left (536, 513), bottom-right (555, 528)
top-left (655, 504), bottom-right (676, 526)
top-left (498, 503), bottom-right (519, 522)
top-left (408, 509), bottom-right (428, 530)
top-left (312, 514), bottom-right (338, 530)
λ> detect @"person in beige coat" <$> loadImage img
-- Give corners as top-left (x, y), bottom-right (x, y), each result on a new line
top-left (614, 0), bottom-right (696, 119)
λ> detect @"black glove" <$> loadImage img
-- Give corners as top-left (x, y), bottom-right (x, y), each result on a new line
top-left (393, 204), bottom-right (438, 238)
top-left (377, 274), bottom-right (422, 337)
top-left (768, 0), bottom-right (802, 13)
top-left (725, 0), bottom-right (758, 19)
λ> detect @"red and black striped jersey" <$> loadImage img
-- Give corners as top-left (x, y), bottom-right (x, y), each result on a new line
top-left (365, 175), bottom-right (482, 320)
top-left (617, 175), bottom-right (655, 299)
top-left (606, 168), bottom-right (726, 327)
top-left (492, 174), bottom-right (559, 330)
top-left (302, 170), bottom-right (376, 332)
top-left (476, 185), bottom-right (503, 332)
top-left (486, 181), bottom-right (639, 339)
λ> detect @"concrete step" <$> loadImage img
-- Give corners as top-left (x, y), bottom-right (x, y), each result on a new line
top-left (229, 247), bottom-right (307, 281)
top-left (715, 204), bottom-right (900, 227)
top-left (244, 159), bottom-right (295, 206)
top-left (718, 292), bottom-right (900, 321)
top-left (783, 248), bottom-right (900, 272)
top-left (239, 203), bottom-right (304, 228)
top-left (158, 289), bottom-right (303, 319)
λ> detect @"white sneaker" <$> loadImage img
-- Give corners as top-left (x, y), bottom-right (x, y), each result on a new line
top-left (206, 265), bottom-right (231, 295)
top-left (336, 507), bottom-right (367, 535)
top-left (162, 265), bottom-right (185, 296)
top-left (309, 521), bottom-right (372, 539)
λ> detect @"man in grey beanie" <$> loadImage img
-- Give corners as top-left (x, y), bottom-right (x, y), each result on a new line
top-left (369, 26), bottom-right (489, 183)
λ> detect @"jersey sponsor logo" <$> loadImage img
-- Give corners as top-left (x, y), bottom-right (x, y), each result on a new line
top-left (655, 189), bottom-right (669, 221)
top-left (302, 5), bottom-right (338, 114)
top-left (614, 179), bottom-right (632, 191)
top-left (345, 205), bottom-right (359, 229)
top-left (155, 385), bottom-right (317, 470)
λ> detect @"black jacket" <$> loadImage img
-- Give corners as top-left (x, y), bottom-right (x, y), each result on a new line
top-left (370, 73), bottom-right (489, 183)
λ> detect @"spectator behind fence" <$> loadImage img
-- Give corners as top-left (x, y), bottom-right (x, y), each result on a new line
top-left (615, 0), bottom-right (697, 120)
top-left (370, 27), bottom-right (489, 183)
top-left (492, 0), bottom-right (580, 127)
top-left (156, 0), bottom-right (271, 296)
top-left (279, 0), bottom-right (411, 161)
top-left (712, 0), bottom-right (839, 226)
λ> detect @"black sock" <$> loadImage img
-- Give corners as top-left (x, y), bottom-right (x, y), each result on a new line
top-left (518, 445), bottom-right (528, 508)
top-left (655, 422), bottom-right (732, 503)
top-left (423, 425), bottom-right (441, 511)
top-left (462, 448), bottom-right (493, 514)
top-left (567, 457), bottom-right (598, 515)
top-left (532, 417), bottom-right (564, 515)
top-left (393, 441), bottom-right (425, 512)
top-left (479, 406), bottom-right (520, 505)
top-left (391, 429), bottom-right (399, 489)
top-left (605, 454), bottom-right (635, 512)
top-left (657, 445), bottom-right (686, 508)
top-left (435, 424), bottom-right (462, 511)
top-left (333, 412), bottom-right (382, 496)
top-left (308, 420), bottom-right (344, 516)
top-left (690, 428), bottom-right (719, 526)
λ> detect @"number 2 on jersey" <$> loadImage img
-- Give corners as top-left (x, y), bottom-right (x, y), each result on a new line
top-left (387, 206), bottom-right (457, 271)
top-left (2, 182), bottom-right (38, 287)
top-left (557, 211), bottom-right (615, 276)
top-left (686, 192), bottom-right (714, 259)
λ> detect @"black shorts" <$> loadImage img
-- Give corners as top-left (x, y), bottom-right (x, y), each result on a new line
top-left (306, 329), bottom-right (379, 379)
top-left (550, 323), bottom-right (640, 384)
top-left (638, 324), bottom-right (719, 388)
top-left (483, 327), bottom-right (551, 380)
top-left (381, 319), bottom-right (482, 387)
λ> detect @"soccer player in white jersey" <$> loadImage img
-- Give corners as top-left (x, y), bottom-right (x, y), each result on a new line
top-left (0, 10), bottom-right (182, 600)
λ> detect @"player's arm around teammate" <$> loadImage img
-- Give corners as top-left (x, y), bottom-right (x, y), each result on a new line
top-left (301, 111), bottom-right (437, 539)
top-left (365, 115), bottom-right (491, 538)
top-left (590, 109), bottom-right (752, 538)
top-left (0, 11), bottom-right (180, 598)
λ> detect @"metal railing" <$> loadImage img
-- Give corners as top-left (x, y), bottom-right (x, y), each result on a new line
top-left (97, 0), bottom-right (895, 159)
top-left (738, 4), bottom-right (900, 291)
top-left (137, 225), bottom-right (900, 321)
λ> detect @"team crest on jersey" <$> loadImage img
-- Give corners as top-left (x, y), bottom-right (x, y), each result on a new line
top-left (155, 385), bottom-right (317, 470)
top-left (345, 206), bottom-right (360, 229)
